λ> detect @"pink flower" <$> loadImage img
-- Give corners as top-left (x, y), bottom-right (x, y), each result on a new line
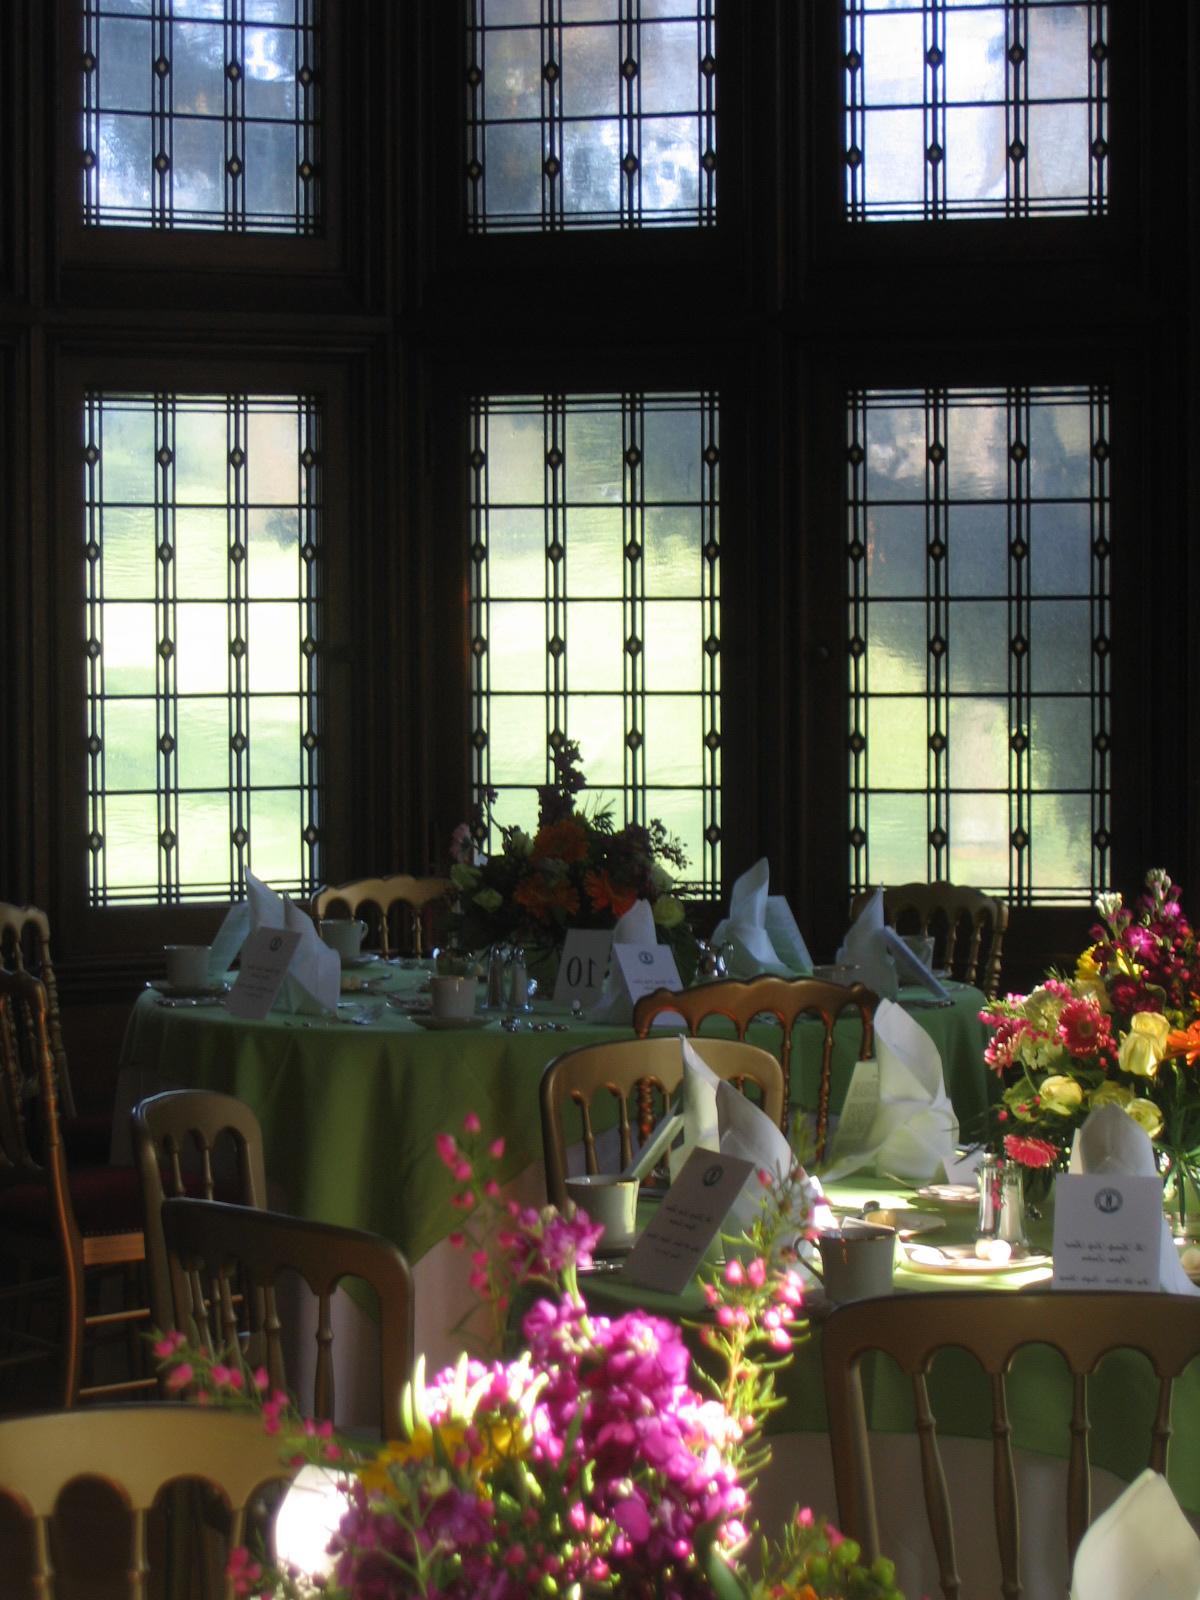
top-left (1058, 997), bottom-right (1110, 1057)
top-left (1004, 1132), bottom-right (1059, 1168)
top-left (489, 1137), bottom-right (506, 1159)
top-left (164, 1362), bottom-right (194, 1392)
top-left (434, 1131), bottom-right (458, 1168)
top-left (152, 1329), bottom-right (186, 1360)
top-left (464, 1111), bottom-right (482, 1135)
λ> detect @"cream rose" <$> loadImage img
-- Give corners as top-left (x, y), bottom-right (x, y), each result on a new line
top-left (1118, 1011), bottom-right (1171, 1078)
top-left (1125, 1097), bottom-right (1164, 1141)
top-left (1088, 1081), bottom-right (1133, 1112)
top-left (1038, 1074), bottom-right (1084, 1116)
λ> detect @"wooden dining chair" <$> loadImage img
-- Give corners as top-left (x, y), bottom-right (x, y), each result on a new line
top-left (0, 1404), bottom-right (295, 1600)
top-left (0, 969), bottom-right (152, 1406)
top-left (131, 1089), bottom-right (269, 1334)
top-left (822, 1289), bottom-right (1200, 1599)
top-left (311, 874), bottom-right (450, 959)
top-left (849, 882), bottom-right (1009, 998)
top-left (540, 1035), bottom-right (785, 1208)
top-left (633, 976), bottom-right (877, 1164)
top-left (162, 1195), bottom-right (414, 1439)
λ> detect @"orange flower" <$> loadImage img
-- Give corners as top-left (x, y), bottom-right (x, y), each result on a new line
top-left (531, 819), bottom-right (589, 864)
top-left (514, 875), bottom-right (580, 922)
top-left (585, 870), bottom-right (637, 919)
top-left (1166, 1020), bottom-right (1200, 1065)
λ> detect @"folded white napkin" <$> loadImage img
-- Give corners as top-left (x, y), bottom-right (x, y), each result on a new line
top-left (208, 901), bottom-right (251, 982)
top-left (711, 858), bottom-right (813, 979)
top-left (880, 925), bottom-right (951, 1000)
top-left (835, 887), bottom-right (898, 1000)
top-left (1071, 1469), bottom-right (1200, 1600)
top-left (823, 997), bottom-right (958, 1182)
top-left (673, 1039), bottom-right (834, 1245)
top-left (245, 870), bottom-right (340, 1015)
top-left (587, 899), bottom-right (660, 1026)
top-left (1070, 1104), bottom-right (1200, 1297)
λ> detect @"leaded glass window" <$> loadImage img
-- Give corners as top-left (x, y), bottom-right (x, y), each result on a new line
top-left (81, 0), bottom-right (320, 232)
top-left (847, 384), bottom-right (1111, 905)
top-left (843, 0), bottom-right (1108, 221)
top-left (466, 0), bottom-right (717, 232)
top-left (83, 392), bottom-right (322, 905)
top-left (469, 392), bottom-right (720, 896)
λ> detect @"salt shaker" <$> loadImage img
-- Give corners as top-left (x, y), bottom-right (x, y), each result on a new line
top-left (508, 946), bottom-right (531, 1011)
top-left (486, 945), bottom-right (508, 1010)
top-left (977, 1155), bottom-right (1027, 1249)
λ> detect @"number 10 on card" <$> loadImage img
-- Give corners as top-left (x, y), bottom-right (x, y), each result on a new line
top-left (552, 930), bottom-right (616, 1011)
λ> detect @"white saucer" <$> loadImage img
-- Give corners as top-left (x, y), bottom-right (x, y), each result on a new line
top-left (148, 979), bottom-right (230, 1000)
top-left (913, 1184), bottom-right (979, 1207)
top-left (410, 1014), bottom-right (490, 1031)
top-left (901, 1243), bottom-right (1051, 1276)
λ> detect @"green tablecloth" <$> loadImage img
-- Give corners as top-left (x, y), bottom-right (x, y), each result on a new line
top-left (118, 974), bottom-right (988, 1266)
top-left (584, 1178), bottom-right (1200, 1512)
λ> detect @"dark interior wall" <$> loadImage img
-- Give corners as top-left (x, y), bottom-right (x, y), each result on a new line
top-left (0, 1), bottom-right (1196, 1102)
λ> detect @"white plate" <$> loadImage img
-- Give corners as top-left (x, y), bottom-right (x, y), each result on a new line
top-left (340, 952), bottom-right (383, 969)
top-left (147, 979), bottom-right (230, 1000)
top-left (410, 1014), bottom-right (491, 1031)
top-left (913, 1184), bottom-right (979, 1207)
top-left (901, 1243), bottom-right (1051, 1276)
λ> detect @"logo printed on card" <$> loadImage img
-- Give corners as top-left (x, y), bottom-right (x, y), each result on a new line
top-left (1095, 1188), bottom-right (1123, 1214)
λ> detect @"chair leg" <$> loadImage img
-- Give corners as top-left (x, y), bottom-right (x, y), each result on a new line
top-left (61, 1254), bottom-right (86, 1408)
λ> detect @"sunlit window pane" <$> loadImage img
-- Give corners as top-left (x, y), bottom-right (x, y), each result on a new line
top-left (84, 392), bottom-right (322, 905)
top-left (467, 0), bottom-right (717, 232)
top-left (81, 0), bottom-right (320, 232)
top-left (469, 392), bottom-right (720, 895)
top-left (844, 1), bottom-right (1108, 220)
top-left (848, 385), bottom-right (1111, 906)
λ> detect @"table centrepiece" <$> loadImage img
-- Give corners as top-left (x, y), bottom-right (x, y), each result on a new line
top-left (155, 1115), bottom-right (905, 1600)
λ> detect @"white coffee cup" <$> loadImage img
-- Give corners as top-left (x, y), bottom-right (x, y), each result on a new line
top-left (815, 1222), bottom-right (896, 1303)
top-left (319, 918), bottom-right (366, 961)
top-left (430, 974), bottom-right (476, 1020)
top-left (565, 1174), bottom-right (639, 1252)
top-left (164, 944), bottom-right (212, 990)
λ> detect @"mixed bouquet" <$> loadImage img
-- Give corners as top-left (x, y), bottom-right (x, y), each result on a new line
top-left (447, 742), bottom-right (692, 967)
top-left (981, 870), bottom-right (1200, 1205)
top-left (159, 1116), bottom-right (904, 1600)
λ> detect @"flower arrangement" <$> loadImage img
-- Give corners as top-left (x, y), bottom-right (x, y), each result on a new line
top-left (448, 741), bottom-right (692, 967)
top-left (981, 870), bottom-right (1200, 1206)
top-left (158, 1116), bottom-right (904, 1600)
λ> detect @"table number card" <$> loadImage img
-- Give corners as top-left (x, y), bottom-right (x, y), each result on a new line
top-left (226, 927), bottom-right (302, 1020)
top-left (1051, 1173), bottom-right (1162, 1292)
top-left (611, 943), bottom-right (683, 1008)
top-left (621, 1147), bottom-right (756, 1296)
top-left (552, 930), bottom-right (614, 1010)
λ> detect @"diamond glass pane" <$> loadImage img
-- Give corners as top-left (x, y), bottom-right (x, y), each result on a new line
top-left (467, 0), bottom-right (717, 232)
top-left (84, 392), bottom-right (322, 905)
top-left (82, 0), bottom-right (320, 232)
top-left (844, 1), bottom-right (1108, 220)
top-left (469, 393), bottom-right (720, 895)
top-left (847, 385), bottom-right (1110, 906)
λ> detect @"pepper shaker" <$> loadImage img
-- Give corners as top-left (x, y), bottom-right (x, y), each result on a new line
top-left (486, 945), bottom-right (508, 1010)
top-left (508, 945), bottom-right (531, 1011)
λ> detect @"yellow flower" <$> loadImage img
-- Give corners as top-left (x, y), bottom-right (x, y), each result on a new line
top-left (652, 894), bottom-right (685, 929)
top-left (1126, 1098), bottom-right (1164, 1141)
top-left (1088, 1082), bottom-right (1133, 1112)
top-left (1039, 1075), bottom-right (1084, 1116)
top-left (357, 1423), bottom-right (471, 1489)
top-left (1074, 977), bottom-right (1112, 1013)
top-left (1076, 947), bottom-right (1102, 982)
top-left (1118, 1012), bottom-right (1172, 1079)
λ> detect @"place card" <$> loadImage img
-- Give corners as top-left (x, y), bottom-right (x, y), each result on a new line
top-left (621, 1146), bottom-right (756, 1296)
top-left (825, 1058), bottom-right (881, 1167)
top-left (1051, 1173), bottom-right (1162, 1292)
top-left (552, 929), bottom-right (614, 1010)
top-left (226, 926), bottom-right (302, 1020)
top-left (611, 942), bottom-right (683, 1008)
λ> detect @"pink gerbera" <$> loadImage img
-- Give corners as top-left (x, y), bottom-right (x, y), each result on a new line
top-left (1058, 996), bottom-right (1110, 1057)
top-left (1003, 1133), bottom-right (1059, 1169)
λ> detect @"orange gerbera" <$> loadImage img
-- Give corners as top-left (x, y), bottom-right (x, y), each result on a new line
top-left (1166, 1019), bottom-right (1200, 1065)
top-left (531, 818), bottom-right (589, 864)
top-left (513, 874), bottom-right (580, 922)
top-left (585, 870), bottom-right (637, 919)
